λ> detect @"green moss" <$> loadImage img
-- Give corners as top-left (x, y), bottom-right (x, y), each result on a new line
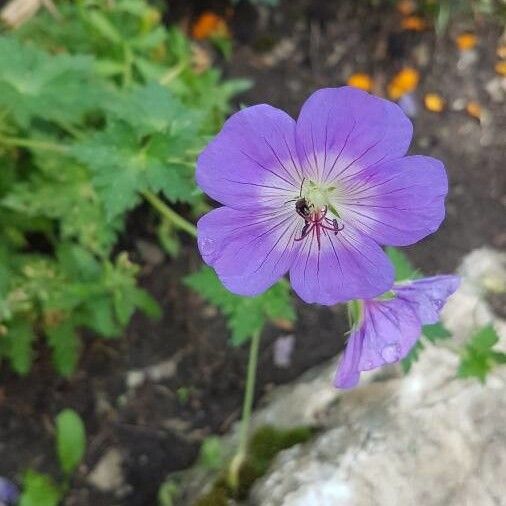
top-left (194, 483), bottom-right (228, 506)
top-left (249, 425), bottom-right (313, 464)
top-left (193, 425), bottom-right (314, 504)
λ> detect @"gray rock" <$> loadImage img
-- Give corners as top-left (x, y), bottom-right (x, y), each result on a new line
top-left (250, 248), bottom-right (506, 506)
top-left (87, 448), bottom-right (125, 494)
top-left (176, 248), bottom-right (506, 506)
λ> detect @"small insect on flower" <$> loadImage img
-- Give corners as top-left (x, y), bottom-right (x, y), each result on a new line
top-left (334, 275), bottom-right (460, 388)
top-left (196, 87), bottom-right (448, 305)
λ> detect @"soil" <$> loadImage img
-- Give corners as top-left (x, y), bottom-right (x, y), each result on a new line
top-left (0, 1), bottom-right (504, 505)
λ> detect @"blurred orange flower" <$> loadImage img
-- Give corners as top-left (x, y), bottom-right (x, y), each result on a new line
top-left (497, 45), bottom-right (506, 59)
top-left (388, 67), bottom-right (420, 100)
top-left (397, 0), bottom-right (417, 16)
top-left (424, 93), bottom-right (445, 112)
top-left (465, 101), bottom-right (481, 120)
top-left (456, 33), bottom-right (477, 51)
top-left (347, 73), bottom-right (374, 92)
top-left (401, 16), bottom-right (427, 31)
top-left (495, 61), bottom-right (506, 76)
top-left (192, 12), bottom-right (229, 40)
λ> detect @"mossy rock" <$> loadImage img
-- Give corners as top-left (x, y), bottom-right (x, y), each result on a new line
top-left (193, 425), bottom-right (314, 505)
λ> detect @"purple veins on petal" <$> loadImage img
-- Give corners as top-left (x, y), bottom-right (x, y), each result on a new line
top-left (334, 275), bottom-right (460, 389)
top-left (196, 86), bottom-right (450, 305)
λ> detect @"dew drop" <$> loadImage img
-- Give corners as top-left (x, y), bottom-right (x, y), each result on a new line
top-left (381, 343), bottom-right (401, 363)
top-left (199, 237), bottom-right (215, 255)
top-left (434, 299), bottom-right (444, 310)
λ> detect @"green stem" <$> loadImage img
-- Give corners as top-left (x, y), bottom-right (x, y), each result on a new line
top-left (142, 190), bottom-right (197, 238)
top-left (228, 329), bottom-right (262, 491)
top-left (0, 135), bottom-right (68, 153)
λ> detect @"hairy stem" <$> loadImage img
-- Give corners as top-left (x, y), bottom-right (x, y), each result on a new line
top-left (142, 190), bottom-right (198, 238)
top-left (228, 329), bottom-right (262, 491)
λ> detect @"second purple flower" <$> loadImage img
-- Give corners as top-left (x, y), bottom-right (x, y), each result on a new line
top-left (196, 87), bottom-right (448, 305)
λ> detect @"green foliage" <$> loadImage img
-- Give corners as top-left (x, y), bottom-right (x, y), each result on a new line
top-left (0, 0), bottom-right (245, 375)
top-left (20, 409), bottom-right (86, 505)
top-left (71, 83), bottom-right (202, 220)
top-left (19, 471), bottom-right (62, 506)
top-left (0, 37), bottom-right (104, 128)
top-left (55, 409), bottom-right (87, 475)
top-left (199, 436), bottom-right (225, 471)
top-left (185, 267), bottom-right (295, 345)
top-left (158, 480), bottom-right (180, 506)
top-left (458, 325), bottom-right (506, 382)
top-left (386, 247), bottom-right (420, 281)
top-left (195, 425), bottom-right (313, 504)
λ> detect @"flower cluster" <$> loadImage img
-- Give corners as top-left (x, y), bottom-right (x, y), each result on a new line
top-left (196, 86), bottom-right (458, 387)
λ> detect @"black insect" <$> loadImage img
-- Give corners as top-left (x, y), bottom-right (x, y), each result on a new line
top-left (286, 178), bottom-right (344, 248)
top-left (295, 197), bottom-right (312, 220)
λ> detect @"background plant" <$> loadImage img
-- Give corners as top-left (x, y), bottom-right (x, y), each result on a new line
top-left (0, 0), bottom-right (251, 376)
top-left (19, 408), bottom-right (86, 506)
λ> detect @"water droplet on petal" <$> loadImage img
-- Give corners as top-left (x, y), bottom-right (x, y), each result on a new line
top-left (365, 360), bottom-right (374, 370)
top-left (199, 237), bottom-right (215, 255)
top-left (381, 343), bottom-right (401, 363)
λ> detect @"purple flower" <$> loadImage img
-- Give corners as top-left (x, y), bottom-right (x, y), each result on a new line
top-left (0, 477), bottom-right (19, 506)
top-left (196, 87), bottom-right (448, 305)
top-left (334, 275), bottom-right (460, 389)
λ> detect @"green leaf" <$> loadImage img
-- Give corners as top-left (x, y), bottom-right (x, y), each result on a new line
top-left (55, 408), bottom-right (86, 475)
top-left (458, 352), bottom-right (491, 382)
top-left (45, 320), bottom-right (80, 377)
top-left (422, 322), bottom-right (452, 342)
top-left (71, 119), bottom-right (198, 221)
top-left (458, 325), bottom-right (501, 382)
top-left (2, 153), bottom-right (120, 256)
top-left (3, 319), bottom-right (36, 375)
top-left (84, 10), bottom-right (123, 44)
top-left (20, 471), bottom-right (62, 506)
top-left (0, 37), bottom-right (104, 128)
top-left (386, 247), bottom-right (420, 281)
top-left (158, 480), bottom-right (179, 506)
top-left (103, 254), bottom-right (160, 325)
top-left (401, 340), bottom-right (424, 373)
top-left (467, 325), bottom-right (499, 352)
top-left (106, 82), bottom-right (201, 137)
top-left (198, 436), bottom-right (224, 470)
top-left (185, 267), bottom-right (295, 345)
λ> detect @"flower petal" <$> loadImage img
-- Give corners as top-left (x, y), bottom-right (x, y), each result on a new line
top-left (340, 156), bottom-right (448, 246)
top-left (333, 325), bottom-right (364, 388)
top-left (197, 206), bottom-right (300, 296)
top-left (295, 87), bottom-right (413, 183)
top-left (196, 105), bottom-right (302, 210)
top-left (396, 275), bottom-right (460, 324)
top-left (289, 226), bottom-right (394, 305)
top-left (334, 297), bottom-right (421, 388)
top-left (358, 298), bottom-right (421, 371)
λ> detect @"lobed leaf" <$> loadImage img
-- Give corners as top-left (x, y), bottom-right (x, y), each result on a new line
top-left (185, 267), bottom-right (295, 345)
